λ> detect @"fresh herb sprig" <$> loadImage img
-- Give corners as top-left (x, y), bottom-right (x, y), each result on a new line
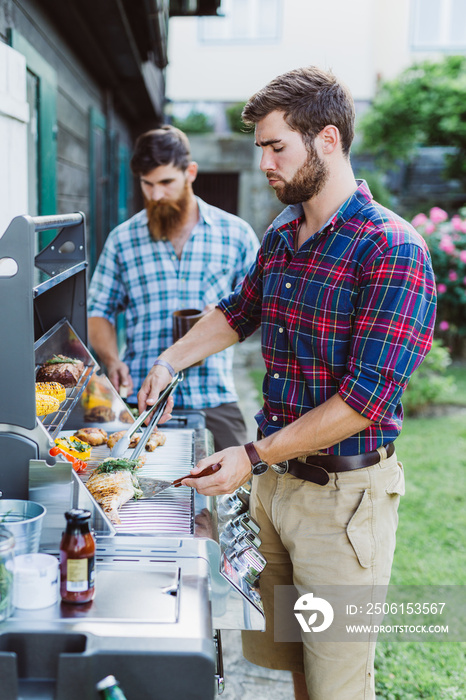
top-left (96, 458), bottom-right (141, 474)
top-left (45, 354), bottom-right (80, 365)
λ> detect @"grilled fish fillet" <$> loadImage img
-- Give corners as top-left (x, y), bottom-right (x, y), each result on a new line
top-left (86, 469), bottom-right (142, 524)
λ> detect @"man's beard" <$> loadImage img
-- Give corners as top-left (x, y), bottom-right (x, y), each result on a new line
top-left (145, 182), bottom-right (191, 241)
top-left (270, 145), bottom-right (329, 205)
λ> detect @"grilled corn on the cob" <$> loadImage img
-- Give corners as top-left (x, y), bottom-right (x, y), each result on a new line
top-left (35, 381), bottom-right (66, 403)
top-left (36, 392), bottom-right (60, 416)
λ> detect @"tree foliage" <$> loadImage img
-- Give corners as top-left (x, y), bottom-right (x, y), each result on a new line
top-left (358, 56), bottom-right (466, 184)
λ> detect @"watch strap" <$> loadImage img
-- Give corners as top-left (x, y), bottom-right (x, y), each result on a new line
top-left (244, 442), bottom-right (267, 468)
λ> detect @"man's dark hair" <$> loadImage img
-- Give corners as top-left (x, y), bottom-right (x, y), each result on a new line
top-left (242, 66), bottom-right (355, 157)
top-left (130, 125), bottom-right (192, 175)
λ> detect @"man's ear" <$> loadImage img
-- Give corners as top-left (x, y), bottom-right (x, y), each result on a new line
top-left (186, 161), bottom-right (198, 183)
top-left (319, 125), bottom-right (340, 155)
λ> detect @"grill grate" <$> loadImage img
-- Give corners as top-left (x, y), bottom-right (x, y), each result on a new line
top-left (78, 429), bottom-right (195, 535)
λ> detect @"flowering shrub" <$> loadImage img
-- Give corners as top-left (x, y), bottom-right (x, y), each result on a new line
top-left (411, 206), bottom-right (466, 351)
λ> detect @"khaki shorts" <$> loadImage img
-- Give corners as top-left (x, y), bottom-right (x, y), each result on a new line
top-left (242, 449), bottom-right (405, 700)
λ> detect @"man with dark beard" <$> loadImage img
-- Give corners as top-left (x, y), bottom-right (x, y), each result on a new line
top-left (138, 67), bottom-right (436, 699)
top-left (88, 125), bottom-right (259, 449)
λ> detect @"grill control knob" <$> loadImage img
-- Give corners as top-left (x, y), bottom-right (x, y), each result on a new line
top-left (230, 514), bottom-right (260, 536)
top-left (217, 493), bottom-right (249, 520)
top-left (233, 545), bottom-right (267, 585)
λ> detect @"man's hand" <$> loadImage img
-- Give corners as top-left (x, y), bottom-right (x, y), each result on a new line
top-left (181, 445), bottom-right (252, 496)
top-left (137, 363), bottom-right (174, 422)
top-left (106, 359), bottom-right (133, 398)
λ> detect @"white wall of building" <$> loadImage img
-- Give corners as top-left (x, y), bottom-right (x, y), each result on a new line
top-left (0, 43), bottom-right (29, 237)
top-left (166, 0), bottom-right (415, 106)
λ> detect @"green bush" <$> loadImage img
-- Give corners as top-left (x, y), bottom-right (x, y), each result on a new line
top-left (403, 339), bottom-right (455, 415)
top-left (172, 111), bottom-right (214, 134)
top-left (225, 102), bottom-right (247, 133)
top-left (411, 207), bottom-right (466, 344)
top-left (358, 55), bottom-right (466, 188)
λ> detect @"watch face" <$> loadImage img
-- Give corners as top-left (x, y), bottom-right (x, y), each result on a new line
top-left (252, 461), bottom-right (269, 476)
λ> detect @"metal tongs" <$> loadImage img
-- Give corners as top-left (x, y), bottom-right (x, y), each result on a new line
top-left (110, 372), bottom-right (183, 458)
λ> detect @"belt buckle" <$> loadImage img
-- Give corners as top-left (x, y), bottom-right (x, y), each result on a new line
top-left (271, 460), bottom-right (289, 475)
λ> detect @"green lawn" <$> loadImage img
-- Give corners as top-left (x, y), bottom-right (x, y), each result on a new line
top-left (248, 365), bottom-right (466, 699)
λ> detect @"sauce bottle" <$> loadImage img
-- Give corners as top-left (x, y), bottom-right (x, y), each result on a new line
top-left (59, 509), bottom-right (95, 604)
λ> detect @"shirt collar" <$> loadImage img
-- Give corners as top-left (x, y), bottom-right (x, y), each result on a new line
top-left (271, 179), bottom-right (373, 237)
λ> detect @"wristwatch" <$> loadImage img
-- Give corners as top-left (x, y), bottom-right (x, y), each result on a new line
top-left (244, 442), bottom-right (269, 476)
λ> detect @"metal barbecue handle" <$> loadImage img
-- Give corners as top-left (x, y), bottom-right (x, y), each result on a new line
top-left (31, 212), bottom-right (84, 231)
top-left (132, 372), bottom-right (184, 459)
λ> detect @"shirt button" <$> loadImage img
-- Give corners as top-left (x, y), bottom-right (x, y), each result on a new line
top-left (273, 373), bottom-right (279, 379)
top-left (272, 416), bottom-right (278, 422)
top-left (285, 282), bottom-right (292, 289)
top-left (278, 327), bottom-right (284, 333)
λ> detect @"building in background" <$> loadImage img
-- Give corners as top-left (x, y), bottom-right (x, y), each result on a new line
top-left (166, 0), bottom-right (466, 233)
top-left (0, 0), bottom-right (221, 268)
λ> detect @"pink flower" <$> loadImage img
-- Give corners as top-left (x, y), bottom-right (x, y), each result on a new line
top-left (439, 320), bottom-right (449, 331)
top-left (452, 215), bottom-right (463, 231)
top-left (429, 207), bottom-right (448, 224)
top-left (411, 213), bottom-right (428, 227)
top-left (424, 223), bottom-right (436, 235)
top-left (448, 270), bottom-right (458, 281)
top-left (439, 235), bottom-right (456, 255)
top-left (437, 283), bottom-right (447, 294)
top-left (460, 250), bottom-right (466, 263)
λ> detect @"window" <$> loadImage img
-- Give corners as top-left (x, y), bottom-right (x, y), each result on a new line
top-left (411, 0), bottom-right (466, 50)
top-left (199, 0), bottom-right (282, 43)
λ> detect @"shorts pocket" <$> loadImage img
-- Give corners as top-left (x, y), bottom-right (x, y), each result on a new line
top-left (385, 461), bottom-right (405, 497)
top-left (346, 489), bottom-right (373, 568)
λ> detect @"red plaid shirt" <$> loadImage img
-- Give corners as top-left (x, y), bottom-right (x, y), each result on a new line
top-left (219, 182), bottom-right (436, 454)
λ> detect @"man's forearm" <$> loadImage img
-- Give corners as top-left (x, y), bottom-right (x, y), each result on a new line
top-left (256, 393), bottom-right (374, 465)
top-left (88, 317), bottom-right (120, 367)
top-left (159, 307), bottom-right (240, 372)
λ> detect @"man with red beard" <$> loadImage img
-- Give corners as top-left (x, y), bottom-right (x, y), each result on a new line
top-left (88, 125), bottom-right (259, 449)
top-left (138, 68), bottom-right (436, 699)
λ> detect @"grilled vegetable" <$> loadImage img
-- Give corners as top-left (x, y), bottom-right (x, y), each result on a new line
top-left (36, 392), bottom-right (60, 416)
top-left (35, 381), bottom-right (66, 403)
top-left (54, 436), bottom-right (92, 461)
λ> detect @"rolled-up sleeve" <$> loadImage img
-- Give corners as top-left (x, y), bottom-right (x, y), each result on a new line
top-left (339, 242), bottom-right (437, 422)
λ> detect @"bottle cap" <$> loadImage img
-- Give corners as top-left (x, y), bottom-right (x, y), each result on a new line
top-left (64, 509), bottom-right (91, 523)
top-left (96, 675), bottom-right (118, 691)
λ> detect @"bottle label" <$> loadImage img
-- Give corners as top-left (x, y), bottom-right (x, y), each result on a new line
top-left (66, 557), bottom-right (95, 592)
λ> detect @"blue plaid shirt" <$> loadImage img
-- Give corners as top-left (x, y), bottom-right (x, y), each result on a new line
top-left (88, 197), bottom-right (259, 406)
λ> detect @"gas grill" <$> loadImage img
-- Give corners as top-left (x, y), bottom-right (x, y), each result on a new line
top-left (0, 214), bottom-right (265, 699)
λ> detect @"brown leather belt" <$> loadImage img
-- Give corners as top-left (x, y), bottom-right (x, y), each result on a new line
top-left (284, 442), bottom-right (396, 485)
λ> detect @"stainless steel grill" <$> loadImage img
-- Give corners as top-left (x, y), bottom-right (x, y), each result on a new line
top-left (0, 213), bottom-right (265, 700)
top-left (78, 430), bottom-right (196, 535)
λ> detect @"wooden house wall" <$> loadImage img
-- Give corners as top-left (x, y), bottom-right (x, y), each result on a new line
top-left (0, 0), bottom-right (136, 247)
